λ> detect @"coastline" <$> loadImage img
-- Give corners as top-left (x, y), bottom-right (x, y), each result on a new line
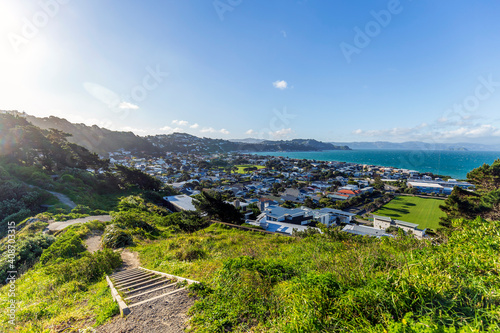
top-left (252, 149), bottom-right (500, 179)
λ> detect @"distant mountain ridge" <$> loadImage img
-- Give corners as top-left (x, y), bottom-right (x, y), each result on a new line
top-left (329, 141), bottom-right (500, 151)
top-left (147, 134), bottom-right (350, 153)
top-left (4, 111), bottom-right (349, 155)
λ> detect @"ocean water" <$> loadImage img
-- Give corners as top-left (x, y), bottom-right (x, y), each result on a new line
top-left (254, 150), bottom-right (500, 180)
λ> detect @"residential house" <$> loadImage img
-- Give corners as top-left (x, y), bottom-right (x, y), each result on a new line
top-left (372, 215), bottom-right (426, 238)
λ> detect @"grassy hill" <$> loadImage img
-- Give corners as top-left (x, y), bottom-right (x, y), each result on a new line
top-left (374, 196), bottom-right (446, 230)
top-left (1, 196), bottom-right (499, 332)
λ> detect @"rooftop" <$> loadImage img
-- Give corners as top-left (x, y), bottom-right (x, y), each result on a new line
top-left (164, 195), bottom-right (196, 211)
top-left (342, 224), bottom-right (393, 238)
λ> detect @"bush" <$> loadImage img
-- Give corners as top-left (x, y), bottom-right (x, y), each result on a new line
top-left (0, 234), bottom-right (55, 284)
top-left (49, 249), bottom-right (122, 284)
top-left (111, 210), bottom-right (158, 233)
top-left (71, 205), bottom-right (92, 214)
top-left (101, 225), bottom-right (133, 249)
top-left (175, 246), bottom-right (207, 261)
top-left (40, 228), bottom-right (86, 264)
top-left (159, 211), bottom-right (209, 233)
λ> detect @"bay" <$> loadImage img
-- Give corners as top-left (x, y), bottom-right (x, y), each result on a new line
top-left (254, 150), bottom-right (500, 180)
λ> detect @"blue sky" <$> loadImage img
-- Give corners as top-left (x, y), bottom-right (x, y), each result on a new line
top-left (1, 0), bottom-right (500, 143)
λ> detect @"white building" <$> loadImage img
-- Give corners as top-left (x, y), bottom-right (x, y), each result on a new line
top-left (373, 215), bottom-right (426, 239)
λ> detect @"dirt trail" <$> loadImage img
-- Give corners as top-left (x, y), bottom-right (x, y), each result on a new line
top-left (118, 249), bottom-right (141, 270)
top-left (85, 231), bottom-right (103, 253)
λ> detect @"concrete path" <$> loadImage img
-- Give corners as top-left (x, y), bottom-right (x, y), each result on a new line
top-left (47, 190), bottom-right (77, 209)
top-left (47, 215), bottom-right (112, 231)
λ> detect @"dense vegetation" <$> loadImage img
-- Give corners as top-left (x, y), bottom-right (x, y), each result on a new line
top-left (439, 159), bottom-right (500, 229)
top-left (0, 113), bottom-right (177, 214)
top-left (137, 219), bottom-right (500, 332)
top-left (0, 221), bottom-right (122, 332)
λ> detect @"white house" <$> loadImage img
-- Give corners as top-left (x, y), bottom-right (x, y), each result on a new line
top-left (372, 215), bottom-right (426, 239)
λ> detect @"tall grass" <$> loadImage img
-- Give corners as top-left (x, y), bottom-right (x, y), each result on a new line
top-left (136, 221), bottom-right (500, 332)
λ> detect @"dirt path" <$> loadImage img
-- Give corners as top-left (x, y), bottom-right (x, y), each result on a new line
top-left (85, 231), bottom-right (103, 253)
top-left (118, 249), bottom-right (141, 270)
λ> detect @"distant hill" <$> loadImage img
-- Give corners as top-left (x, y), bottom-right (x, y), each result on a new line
top-left (147, 134), bottom-right (350, 153)
top-left (229, 138), bottom-right (266, 144)
top-left (330, 141), bottom-right (500, 151)
top-left (24, 114), bottom-right (155, 155)
top-left (3, 111), bottom-right (349, 155)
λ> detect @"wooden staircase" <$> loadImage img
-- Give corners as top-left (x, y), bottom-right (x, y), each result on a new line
top-left (106, 267), bottom-right (198, 316)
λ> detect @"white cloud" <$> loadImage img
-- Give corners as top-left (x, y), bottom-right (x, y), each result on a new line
top-left (273, 80), bottom-right (288, 90)
top-left (118, 102), bottom-right (139, 110)
top-left (269, 128), bottom-right (293, 139)
top-left (440, 124), bottom-right (500, 139)
top-left (172, 119), bottom-right (188, 126)
top-left (200, 127), bottom-right (216, 133)
top-left (190, 123), bottom-right (199, 129)
top-left (245, 129), bottom-right (256, 135)
top-left (200, 127), bottom-right (229, 135)
top-left (119, 126), bottom-right (146, 133)
top-left (160, 126), bottom-right (183, 133)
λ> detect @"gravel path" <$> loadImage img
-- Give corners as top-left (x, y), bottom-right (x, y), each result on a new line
top-left (47, 215), bottom-right (112, 231)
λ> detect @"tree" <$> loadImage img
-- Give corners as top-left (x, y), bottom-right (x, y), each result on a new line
top-left (114, 164), bottom-right (162, 191)
top-left (373, 176), bottom-right (384, 191)
top-left (439, 187), bottom-right (486, 229)
top-left (193, 191), bottom-right (244, 224)
top-left (466, 159), bottom-right (500, 194)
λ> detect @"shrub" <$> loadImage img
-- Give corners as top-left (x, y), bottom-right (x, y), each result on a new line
top-left (101, 225), bottom-right (133, 249)
top-left (49, 249), bottom-right (122, 284)
top-left (0, 234), bottom-right (55, 284)
top-left (111, 210), bottom-right (158, 233)
top-left (71, 205), bottom-right (92, 214)
top-left (40, 228), bottom-right (86, 264)
top-left (175, 246), bottom-right (207, 261)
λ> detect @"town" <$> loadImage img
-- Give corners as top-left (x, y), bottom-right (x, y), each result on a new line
top-left (108, 149), bottom-right (475, 238)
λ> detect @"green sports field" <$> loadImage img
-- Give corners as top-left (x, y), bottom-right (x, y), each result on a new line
top-left (235, 164), bottom-right (265, 174)
top-left (373, 196), bottom-right (447, 230)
